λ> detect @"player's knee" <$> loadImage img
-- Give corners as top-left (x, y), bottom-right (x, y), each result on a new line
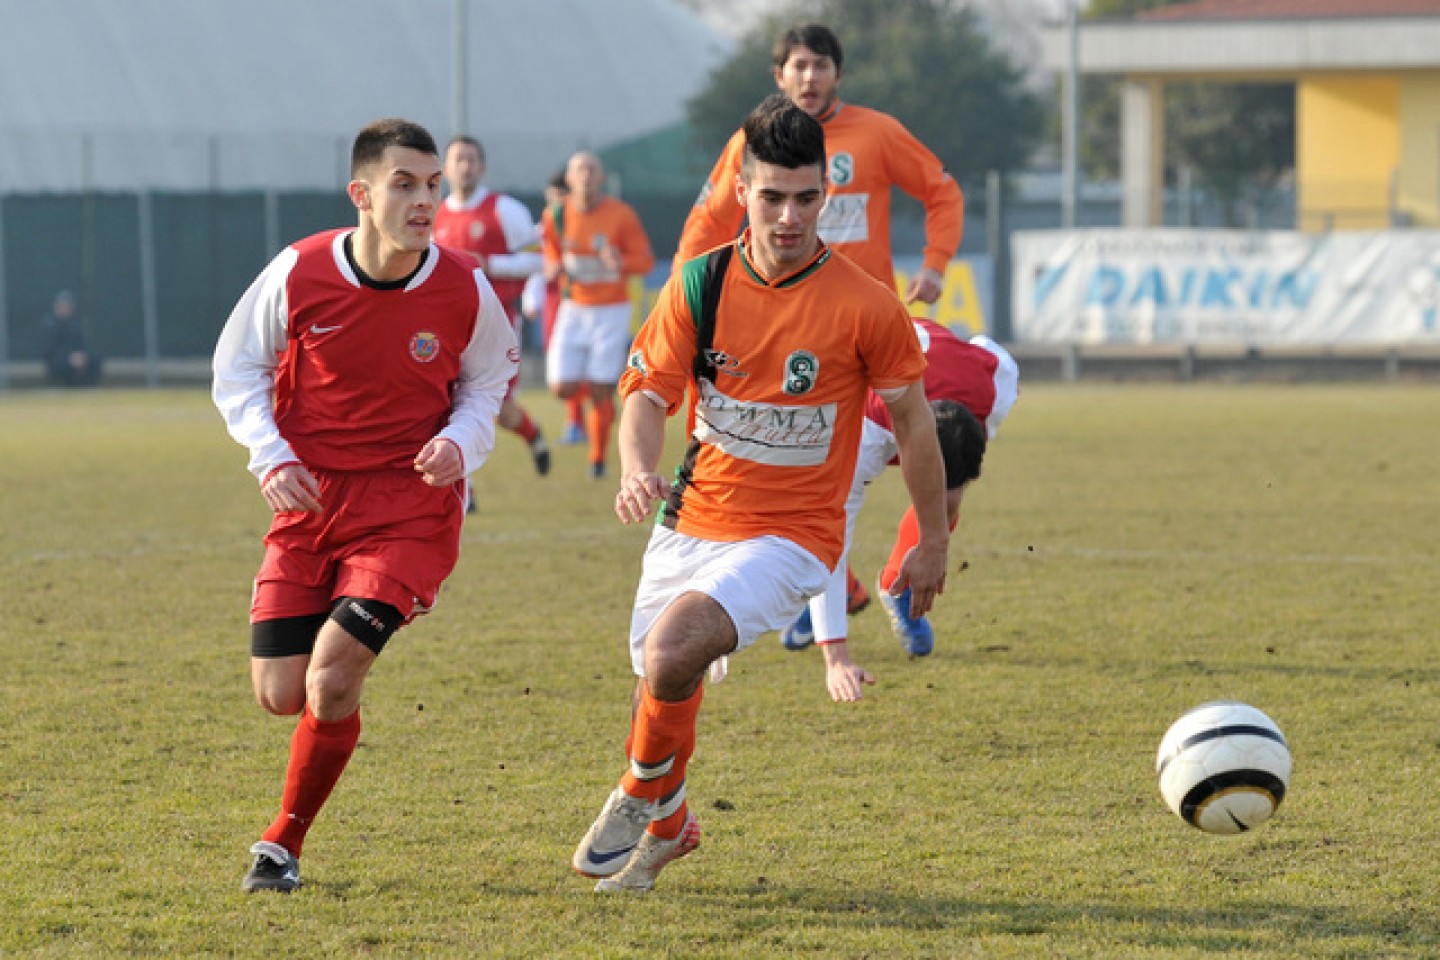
top-left (255, 688), bottom-right (304, 717)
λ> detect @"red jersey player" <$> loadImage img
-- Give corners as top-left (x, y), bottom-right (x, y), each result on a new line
top-left (435, 136), bottom-right (550, 477)
top-left (212, 118), bottom-right (518, 893)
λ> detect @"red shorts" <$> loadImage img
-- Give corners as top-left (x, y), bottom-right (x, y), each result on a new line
top-left (250, 468), bottom-right (465, 625)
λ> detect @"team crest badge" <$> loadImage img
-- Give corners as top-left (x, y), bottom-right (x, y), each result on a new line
top-left (627, 349), bottom-right (649, 376)
top-left (409, 331), bottom-right (440, 363)
top-left (468, 222), bottom-right (486, 241)
top-left (783, 351), bottom-right (819, 395)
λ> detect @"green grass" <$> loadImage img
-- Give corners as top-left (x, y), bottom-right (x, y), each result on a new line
top-left (3, 384), bottom-right (1438, 958)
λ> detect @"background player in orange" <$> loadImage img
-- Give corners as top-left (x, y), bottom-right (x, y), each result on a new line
top-left (782, 320), bottom-right (1020, 701)
top-left (435, 135), bottom-right (550, 477)
top-left (541, 151), bottom-right (655, 478)
top-left (212, 118), bottom-right (518, 893)
top-left (676, 20), bottom-right (964, 614)
top-left (570, 95), bottom-right (949, 893)
top-left (522, 169), bottom-right (588, 446)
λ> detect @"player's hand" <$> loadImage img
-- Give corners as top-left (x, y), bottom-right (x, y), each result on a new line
top-left (261, 463), bottom-right (322, 514)
top-left (821, 642), bottom-right (876, 702)
top-left (414, 438), bottom-right (464, 487)
top-left (615, 470), bottom-right (670, 524)
top-left (905, 266), bottom-right (945, 306)
top-left (889, 541), bottom-right (948, 619)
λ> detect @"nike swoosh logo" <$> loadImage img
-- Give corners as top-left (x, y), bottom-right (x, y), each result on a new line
top-left (310, 324), bottom-right (343, 335)
top-left (585, 844), bottom-right (636, 866)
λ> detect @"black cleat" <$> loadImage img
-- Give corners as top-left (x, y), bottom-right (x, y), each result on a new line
top-left (242, 841), bottom-right (300, 893)
top-left (530, 435), bottom-right (552, 476)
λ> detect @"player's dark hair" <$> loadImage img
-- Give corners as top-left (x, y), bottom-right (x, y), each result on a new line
top-left (351, 118), bottom-right (438, 176)
top-left (446, 135), bottom-right (485, 162)
top-left (741, 93), bottom-right (826, 176)
top-left (547, 168), bottom-right (569, 193)
top-left (932, 400), bottom-right (986, 490)
top-left (773, 22), bottom-right (843, 73)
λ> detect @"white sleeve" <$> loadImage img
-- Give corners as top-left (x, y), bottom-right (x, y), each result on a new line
top-left (485, 195), bottom-right (544, 280)
top-left (970, 334), bottom-right (1019, 439)
top-left (520, 272), bottom-right (545, 320)
top-left (212, 248), bottom-right (301, 480)
top-left (436, 271), bottom-right (520, 474)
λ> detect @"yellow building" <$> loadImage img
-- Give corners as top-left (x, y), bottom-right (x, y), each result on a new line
top-left (1042, 0), bottom-right (1440, 230)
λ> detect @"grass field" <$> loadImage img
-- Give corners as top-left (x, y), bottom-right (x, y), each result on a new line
top-left (3, 384), bottom-right (1438, 958)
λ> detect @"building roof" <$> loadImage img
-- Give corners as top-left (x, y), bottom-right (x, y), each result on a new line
top-left (0, 0), bottom-right (732, 194)
top-left (1136, 0), bottom-right (1440, 21)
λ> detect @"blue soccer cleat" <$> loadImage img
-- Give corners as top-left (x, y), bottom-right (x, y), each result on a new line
top-left (876, 577), bottom-right (934, 656)
top-left (780, 606), bottom-right (815, 650)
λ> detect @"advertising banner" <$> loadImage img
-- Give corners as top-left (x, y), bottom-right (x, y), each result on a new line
top-left (1012, 229), bottom-right (1440, 345)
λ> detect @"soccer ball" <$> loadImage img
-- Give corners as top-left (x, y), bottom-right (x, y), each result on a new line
top-left (1156, 700), bottom-right (1291, 835)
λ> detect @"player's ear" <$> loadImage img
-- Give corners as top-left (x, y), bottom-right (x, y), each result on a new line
top-left (347, 179), bottom-right (371, 212)
top-left (734, 173), bottom-right (747, 208)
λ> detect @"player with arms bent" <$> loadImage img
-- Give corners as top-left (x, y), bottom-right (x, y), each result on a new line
top-left (570, 95), bottom-right (949, 893)
top-left (212, 118), bottom-right (518, 893)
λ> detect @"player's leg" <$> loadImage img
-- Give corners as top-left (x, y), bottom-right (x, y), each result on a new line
top-left (583, 303), bottom-right (632, 479)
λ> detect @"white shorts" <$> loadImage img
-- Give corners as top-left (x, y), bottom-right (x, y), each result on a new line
top-left (810, 418), bottom-right (897, 642)
top-left (546, 300), bottom-right (633, 386)
top-left (628, 526), bottom-right (829, 676)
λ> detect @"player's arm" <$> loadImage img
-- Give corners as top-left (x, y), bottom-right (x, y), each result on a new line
top-left (540, 207), bottom-right (565, 282)
top-left (614, 390), bottom-right (670, 524)
top-left (881, 381), bottom-right (950, 617)
top-left (673, 131), bottom-right (748, 270)
top-left (429, 274), bottom-right (519, 484)
top-left (617, 208), bottom-right (656, 278)
top-left (211, 249), bottom-right (317, 512)
top-left (886, 120), bottom-right (965, 304)
top-left (487, 196), bottom-right (545, 280)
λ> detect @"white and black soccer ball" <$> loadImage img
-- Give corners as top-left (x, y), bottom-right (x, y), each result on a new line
top-left (1156, 701), bottom-right (1291, 835)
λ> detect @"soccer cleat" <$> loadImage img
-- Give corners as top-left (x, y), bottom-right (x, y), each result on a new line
top-left (845, 568), bottom-right (871, 615)
top-left (594, 813), bottom-right (700, 893)
top-left (876, 576), bottom-right (935, 657)
top-left (779, 606), bottom-right (815, 650)
top-left (242, 840), bottom-right (300, 893)
top-left (530, 435), bottom-right (552, 476)
top-left (589, 460), bottom-right (607, 480)
top-left (573, 787), bottom-right (656, 878)
top-left (560, 422), bottom-right (586, 446)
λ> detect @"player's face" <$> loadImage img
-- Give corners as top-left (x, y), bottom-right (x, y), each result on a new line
top-left (354, 146), bottom-right (443, 255)
top-left (774, 44), bottom-right (840, 117)
top-left (565, 152), bottom-right (604, 204)
top-left (444, 142), bottom-right (484, 198)
top-left (737, 160), bottom-right (826, 278)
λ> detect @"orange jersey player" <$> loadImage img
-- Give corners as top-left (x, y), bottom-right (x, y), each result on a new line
top-left (675, 21), bottom-right (963, 305)
top-left (541, 151), bottom-right (655, 478)
top-left (570, 95), bottom-right (949, 894)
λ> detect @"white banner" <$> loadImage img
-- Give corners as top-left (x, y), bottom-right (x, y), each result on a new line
top-left (1012, 229), bottom-right (1440, 345)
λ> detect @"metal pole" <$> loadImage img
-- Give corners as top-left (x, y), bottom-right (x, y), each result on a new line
top-left (137, 191), bottom-right (160, 387)
top-left (0, 196), bottom-right (8, 391)
top-left (1061, 1), bottom-right (1080, 229)
top-left (452, 0), bottom-right (468, 136)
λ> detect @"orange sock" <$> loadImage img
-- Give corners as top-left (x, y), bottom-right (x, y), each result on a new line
top-left (587, 394), bottom-right (615, 467)
top-left (880, 506), bottom-right (959, 592)
top-left (261, 705), bottom-right (361, 857)
top-left (565, 394), bottom-right (586, 430)
top-left (621, 684), bottom-right (702, 840)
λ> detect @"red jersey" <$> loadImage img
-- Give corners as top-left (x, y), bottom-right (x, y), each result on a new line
top-left (434, 188), bottom-right (539, 321)
top-left (864, 318), bottom-right (1018, 438)
top-left (213, 228), bottom-right (519, 478)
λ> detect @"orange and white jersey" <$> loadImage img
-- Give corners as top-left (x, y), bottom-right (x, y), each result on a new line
top-left (620, 233), bottom-right (926, 569)
top-left (674, 102), bottom-right (964, 287)
top-left (541, 194), bottom-right (655, 307)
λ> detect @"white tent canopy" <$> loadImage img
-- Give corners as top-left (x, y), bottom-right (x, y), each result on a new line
top-left (0, 0), bottom-right (733, 194)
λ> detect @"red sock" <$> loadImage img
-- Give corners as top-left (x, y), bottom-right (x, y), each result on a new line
top-left (261, 705), bottom-right (361, 858)
top-left (510, 408), bottom-right (539, 444)
top-left (621, 684), bottom-right (702, 840)
top-left (566, 394), bottom-right (586, 430)
top-left (880, 506), bottom-right (959, 592)
top-left (587, 395), bottom-right (615, 467)
top-left (880, 507), bottom-right (922, 593)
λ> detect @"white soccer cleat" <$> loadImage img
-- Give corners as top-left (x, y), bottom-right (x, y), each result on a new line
top-left (572, 787), bottom-right (656, 878)
top-left (594, 812), bottom-right (700, 893)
